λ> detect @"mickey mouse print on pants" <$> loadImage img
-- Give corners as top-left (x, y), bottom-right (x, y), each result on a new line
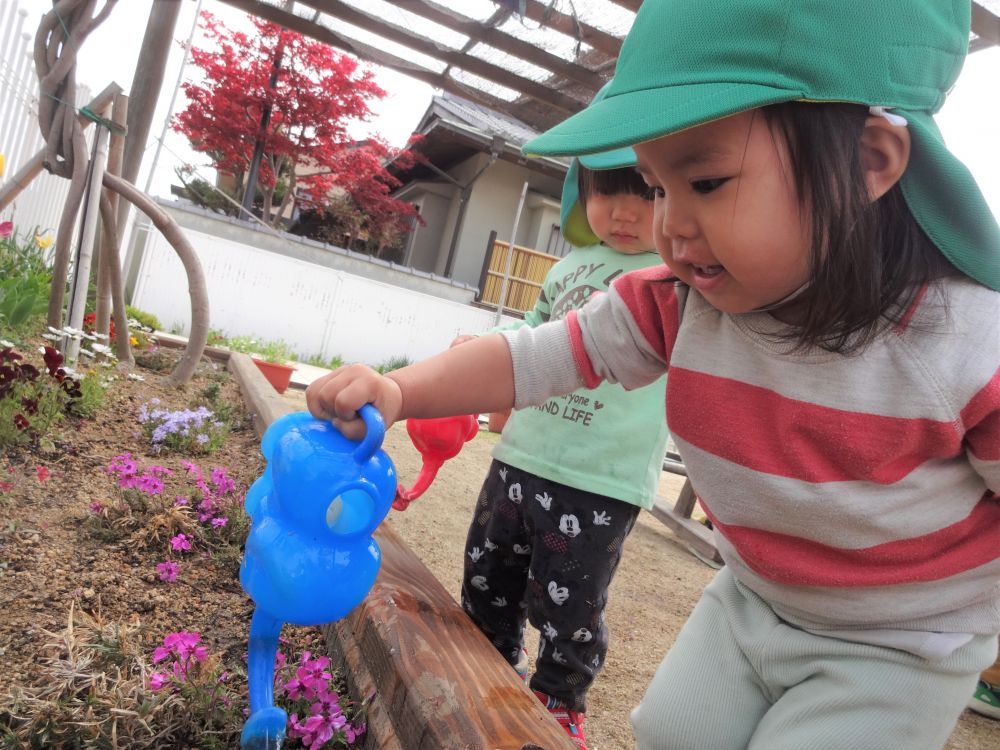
top-left (459, 460), bottom-right (640, 711)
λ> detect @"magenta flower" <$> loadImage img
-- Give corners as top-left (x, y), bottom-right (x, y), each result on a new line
top-left (156, 560), bottom-right (179, 582)
top-left (149, 672), bottom-right (169, 691)
top-left (89, 501), bottom-right (105, 514)
top-left (174, 495), bottom-right (189, 507)
top-left (170, 533), bottom-right (191, 552)
top-left (0, 221), bottom-right (12, 239)
top-left (211, 516), bottom-right (228, 529)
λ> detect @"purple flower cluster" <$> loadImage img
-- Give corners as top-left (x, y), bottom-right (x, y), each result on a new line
top-left (138, 399), bottom-right (225, 453)
top-left (179, 461), bottom-right (239, 529)
top-left (105, 452), bottom-right (172, 495)
top-left (149, 631), bottom-right (207, 690)
top-left (278, 651), bottom-right (365, 748)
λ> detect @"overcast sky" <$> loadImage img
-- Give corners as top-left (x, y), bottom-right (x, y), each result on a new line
top-left (29, 0), bottom-right (1000, 219)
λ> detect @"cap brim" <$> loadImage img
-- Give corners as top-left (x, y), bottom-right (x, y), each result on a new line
top-left (579, 145), bottom-right (637, 170)
top-left (901, 111), bottom-right (1000, 291)
top-left (524, 82), bottom-right (796, 157)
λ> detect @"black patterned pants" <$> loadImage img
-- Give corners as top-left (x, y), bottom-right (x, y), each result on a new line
top-left (461, 460), bottom-right (640, 712)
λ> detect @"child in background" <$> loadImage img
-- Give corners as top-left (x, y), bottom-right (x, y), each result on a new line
top-left (449, 143), bottom-right (667, 748)
top-left (307, 2), bottom-right (1000, 748)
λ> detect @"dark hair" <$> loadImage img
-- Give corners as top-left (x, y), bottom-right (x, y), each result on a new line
top-left (759, 101), bottom-right (956, 353)
top-left (577, 162), bottom-right (652, 204)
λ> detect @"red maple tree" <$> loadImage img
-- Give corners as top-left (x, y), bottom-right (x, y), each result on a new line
top-left (173, 11), bottom-right (420, 240)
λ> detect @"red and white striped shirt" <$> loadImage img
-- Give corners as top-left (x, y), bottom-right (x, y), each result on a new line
top-left (502, 268), bottom-right (1000, 637)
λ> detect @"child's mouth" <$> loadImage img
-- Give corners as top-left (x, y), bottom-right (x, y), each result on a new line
top-left (692, 264), bottom-right (724, 278)
top-left (689, 263), bottom-right (726, 291)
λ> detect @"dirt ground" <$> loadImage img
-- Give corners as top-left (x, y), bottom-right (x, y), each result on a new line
top-left (283, 389), bottom-right (999, 750)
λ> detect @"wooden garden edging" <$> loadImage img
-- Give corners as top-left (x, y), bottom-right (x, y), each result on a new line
top-left (227, 352), bottom-right (575, 750)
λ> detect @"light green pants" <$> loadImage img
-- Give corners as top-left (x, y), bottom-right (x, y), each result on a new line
top-left (631, 568), bottom-right (998, 750)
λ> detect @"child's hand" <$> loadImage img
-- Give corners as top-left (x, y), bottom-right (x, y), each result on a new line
top-left (450, 334), bottom-right (476, 348)
top-left (305, 364), bottom-right (403, 440)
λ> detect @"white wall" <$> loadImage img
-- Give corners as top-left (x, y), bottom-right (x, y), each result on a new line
top-left (130, 209), bottom-right (519, 367)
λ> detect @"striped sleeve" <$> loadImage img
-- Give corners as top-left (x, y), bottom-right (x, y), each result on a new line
top-left (568, 267), bottom-right (680, 390)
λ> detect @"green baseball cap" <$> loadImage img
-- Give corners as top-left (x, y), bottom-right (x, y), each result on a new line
top-left (528, 0), bottom-right (1000, 290)
top-left (560, 84), bottom-right (639, 247)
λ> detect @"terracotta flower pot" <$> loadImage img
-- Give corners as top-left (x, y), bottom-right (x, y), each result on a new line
top-left (252, 359), bottom-right (296, 394)
top-left (487, 408), bottom-right (511, 433)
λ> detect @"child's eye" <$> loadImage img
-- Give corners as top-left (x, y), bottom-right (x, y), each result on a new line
top-left (691, 177), bottom-right (729, 194)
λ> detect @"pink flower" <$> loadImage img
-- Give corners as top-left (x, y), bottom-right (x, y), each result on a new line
top-left (35, 465), bottom-right (50, 482)
top-left (149, 672), bottom-right (169, 691)
top-left (89, 501), bottom-right (105, 514)
top-left (170, 533), bottom-right (192, 552)
top-left (156, 560), bottom-right (179, 582)
top-left (0, 221), bottom-right (12, 239)
top-left (174, 495), bottom-right (189, 507)
top-left (211, 516), bottom-right (228, 529)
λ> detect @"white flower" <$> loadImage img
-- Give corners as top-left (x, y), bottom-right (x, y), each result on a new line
top-left (42, 333), bottom-right (61, 341)
top-left (91, 343), bottom-right (113, 355)
top-left (92, 332), bottom-right (109, 341)
top-left (127, 373), bottom-right (146, 382)
top-left (47, 326), bottom-right (63, 335)
top-left (0, 339), bottom-right (14, 348)
top-left (62, 326), bottom-right (85, 337)
top-left (79, 348), bottom-right (94, 358)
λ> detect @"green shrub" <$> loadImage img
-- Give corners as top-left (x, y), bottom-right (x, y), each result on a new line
top-left (374, 354), bottom-right (412, 373)
top-left (125, 305), bottom-right (162, 332)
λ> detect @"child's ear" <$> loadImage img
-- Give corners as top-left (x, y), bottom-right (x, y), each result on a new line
top-left (860, 117), bottom-right (911, 201)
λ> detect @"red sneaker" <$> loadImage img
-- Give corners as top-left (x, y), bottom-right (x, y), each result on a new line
top-left (533, 690), bottom-right (588, 749)
top-left (514, 647), bottom-right (529, 682)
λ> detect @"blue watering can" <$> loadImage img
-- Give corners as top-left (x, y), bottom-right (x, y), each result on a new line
top-left (239, 406), bottom-right (397, 750)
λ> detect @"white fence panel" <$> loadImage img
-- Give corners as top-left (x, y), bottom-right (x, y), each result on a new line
top-left (131, 220), bottom-right (518, 367)
top-left (0, 0), bottom-right (88, 236)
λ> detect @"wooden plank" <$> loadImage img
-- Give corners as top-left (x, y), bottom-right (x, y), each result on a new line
top-left (326, 521), bottom-right (577, 750)
top-left (649, 478), bottom-right (723, 566)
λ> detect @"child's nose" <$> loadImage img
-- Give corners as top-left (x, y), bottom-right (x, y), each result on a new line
top-left (611, 203), bottom-right (638, 221)
top-left (659, 195), bottom-right (695, 240)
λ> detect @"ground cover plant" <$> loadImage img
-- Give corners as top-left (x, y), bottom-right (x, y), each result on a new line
top-left (0, 336), bottom-right (365, 748)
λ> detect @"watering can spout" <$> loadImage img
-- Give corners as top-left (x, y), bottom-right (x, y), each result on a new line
top-left (394, 414), bottom-right (479, 510)
top-left (394, 461), bottom-right (443, 510)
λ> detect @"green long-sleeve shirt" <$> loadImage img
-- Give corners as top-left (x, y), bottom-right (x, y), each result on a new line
top-left (490, 244), bottom-right (669, 508)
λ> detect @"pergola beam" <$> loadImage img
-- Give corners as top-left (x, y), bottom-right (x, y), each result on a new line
top-left (226, 0), bottom-right (586, 115)
top-left (972, 1), bottom-right (1000, 49)
top-left (380, 0), bottom-right (604, 92)
top-left (505, 0), bottom-right (623, 58)
top-left (219, 0), bottom-right (555, 126)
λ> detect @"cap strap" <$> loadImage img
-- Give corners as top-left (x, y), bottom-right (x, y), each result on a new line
top-left (869, 106), bottom-right (908, 127)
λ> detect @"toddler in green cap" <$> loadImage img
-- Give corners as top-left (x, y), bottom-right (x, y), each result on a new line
top-left (448, 152), bottom-right (666, 749)
top-left (306, 2), bottom-right (999, 748)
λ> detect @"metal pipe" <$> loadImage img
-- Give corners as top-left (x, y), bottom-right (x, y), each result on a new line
top-left (493, 179), bottom-right (529, 326)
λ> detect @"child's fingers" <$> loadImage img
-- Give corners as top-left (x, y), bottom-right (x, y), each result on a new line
top-left (305, 365), bottom-right (371, 420)
top-left (305, 369), bottom-right (344, 420)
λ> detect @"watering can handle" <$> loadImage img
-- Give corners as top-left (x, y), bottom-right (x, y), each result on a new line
top-left (352, 404), bottom-right (385, 464)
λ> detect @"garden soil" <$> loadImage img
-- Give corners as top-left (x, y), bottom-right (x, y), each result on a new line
top-left (0, 350), bottom-right (993, 749)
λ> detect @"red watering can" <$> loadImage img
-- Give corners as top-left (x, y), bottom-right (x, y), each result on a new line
top-left (394, 414), bottom-right (480, 510)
